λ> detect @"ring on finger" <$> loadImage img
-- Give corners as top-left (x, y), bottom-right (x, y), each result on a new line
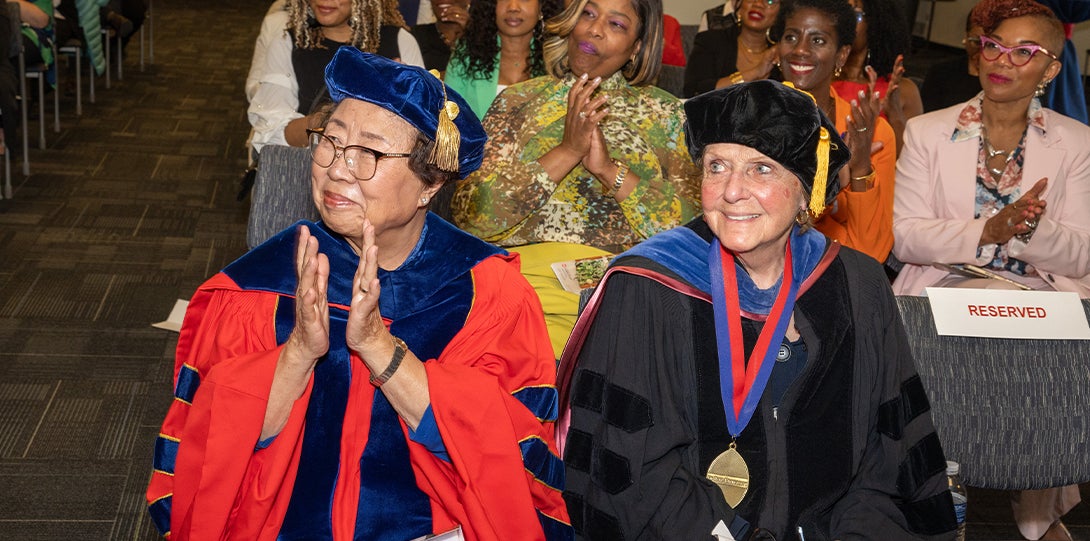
top-left (578, 111), bottom-right (587, 119)
top-left (854, 126), bottom-right (869, 133)
top-left (1024, 217), bottom-right (1039, 230)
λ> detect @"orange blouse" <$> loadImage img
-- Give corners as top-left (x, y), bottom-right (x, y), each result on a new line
top-left (814, 92), bottom-right (897, 263)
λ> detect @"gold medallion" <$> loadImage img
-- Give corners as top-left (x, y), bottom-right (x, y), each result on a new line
top-left (706, 442), bottom-right (749, 508)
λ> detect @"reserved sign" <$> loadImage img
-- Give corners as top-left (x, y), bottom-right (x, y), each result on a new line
top-left (925, 287), bottom-right (1090, 340)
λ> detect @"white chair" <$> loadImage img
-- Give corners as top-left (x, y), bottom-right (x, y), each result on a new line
top-left (56, 40), bottom-right (83, 115)
top-left (9, 2), bottom-right (60, 174)
top-left (139, 0), bottom-right (153, 71)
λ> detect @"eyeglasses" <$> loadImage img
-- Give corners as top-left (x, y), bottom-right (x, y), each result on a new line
top-left (743, 0), bottom-right (779, 6)
top-left (854, 9), bottom-right (865, 24)
top-left (978, 35), bottom-right (1058, 66)
top-left (307, 129), bottom-right (412, 181)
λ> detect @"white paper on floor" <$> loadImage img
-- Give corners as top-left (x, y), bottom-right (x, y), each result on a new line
top-left (152, 299), bottom-right (189, 332)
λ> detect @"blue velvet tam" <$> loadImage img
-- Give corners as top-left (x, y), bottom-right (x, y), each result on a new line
top-left (324, 47), bottom-right (487, 179)
top-left (684, 80), bottom-right (851, 217)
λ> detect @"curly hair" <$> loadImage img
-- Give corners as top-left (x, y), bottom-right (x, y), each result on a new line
top-left (542, 0), bottom-right (663, 86)
top-left (772, 0), bottom-right (857, 49)
top-left (969, 0), bottom-right (1064, 55)
top-left (457, 0), bottom-right (564, 81)
top-left (287, 0), bottom-right (409, 51)
top-left (858, 0), bottom-right (910, 76)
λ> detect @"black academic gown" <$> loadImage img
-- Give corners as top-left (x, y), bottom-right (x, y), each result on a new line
top-left (559, 219), bottom-right (956, 541)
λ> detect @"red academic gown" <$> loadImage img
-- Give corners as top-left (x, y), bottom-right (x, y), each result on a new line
top-left (147, 216), bottom-right (571, 541)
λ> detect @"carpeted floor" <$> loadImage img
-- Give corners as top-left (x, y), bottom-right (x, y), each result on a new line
top-left (0, 1), bottom-right (1085, 539)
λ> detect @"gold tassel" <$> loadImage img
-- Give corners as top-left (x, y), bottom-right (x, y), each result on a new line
top-left (809, 127), bottom-right (830, 218)
top-left (782, 82), bottom-right (830, 218)
top-left (427, 70), bottom-right (462, 173)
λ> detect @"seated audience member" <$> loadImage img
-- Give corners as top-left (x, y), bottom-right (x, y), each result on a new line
top-left (558, 79), bottom-right (957, 541)
top-left (684, 0), bottom-right (780, 98)
top-left (410, 0), bottom-right (470, 72)
top-left (892, 2), bottom-right (1090, 538)
top-left (698, 0), bottom-right (736, 31)
top-left (662, 13), bottom-right (686, 66)
top-left (832, 0), bottom-right (921, 152)
top-left (1, 0), bottom-right (53, 151)
top-left (246, 0), bottom-right (423, 154)
top-left (776, 0), bottom-right (897, 264)
top-left (53, 0), bottom-right (106, 77)
top-left (452, 0), bottom-right (701, 357)
top-left (921, 14), bottom-right (983, 113)
top-left (445, 0), bottom-right (563, 119)
top-left (15, 0), bottom-right (54, 78)
top-left (99, 0), bottom-right (146, 50)
top-left (146, 47), bottom-right (572, 540)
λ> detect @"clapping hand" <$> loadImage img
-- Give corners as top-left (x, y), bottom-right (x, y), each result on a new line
top-left (839, 66), bottom-right (883, 189)
top-left (560, 73), bottom-right (610, 160)
top-left (345, 220), bottom-right (392, 365)
top-left (285, 225), bottom-right (330, 367)
top-left (983, 178), bottom-right (1047, 245)
top-left (435, 2), bottom-right (469, 28)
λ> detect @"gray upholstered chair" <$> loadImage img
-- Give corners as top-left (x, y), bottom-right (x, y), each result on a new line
top-left (896, 295), bottom-right (1090, 490)
top-left (246, 145), bottom-right (318, 249)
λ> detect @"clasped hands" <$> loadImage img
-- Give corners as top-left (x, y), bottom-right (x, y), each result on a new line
top-left (981, 177), bottom-right (1047, 246)
top-left (285, 223), bottom-right (397, 377)
top-left (559, 73), bottom-right (621, 190)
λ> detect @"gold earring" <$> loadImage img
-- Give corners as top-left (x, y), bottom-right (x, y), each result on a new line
top-left (834, 65), bottom-right (843, 78)
top-left (1035, 79), bottom-right (1050, 97)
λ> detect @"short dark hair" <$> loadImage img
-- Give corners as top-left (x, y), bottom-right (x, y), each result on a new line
top-left (970, 0), bottom-right (1064, 56)
top-left (773, 0), bottom-right (857, 49)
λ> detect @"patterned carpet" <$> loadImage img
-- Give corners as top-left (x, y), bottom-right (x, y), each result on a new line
top-left (0, 0), bottom-right (259, 539)
top-left (0, 1), bottom-right (1084, 539)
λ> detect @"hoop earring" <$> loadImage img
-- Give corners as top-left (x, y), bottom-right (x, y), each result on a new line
top-left (765, 28), bottom-right (775, 46)
top-left (795, 210), bottom-right (809, 226)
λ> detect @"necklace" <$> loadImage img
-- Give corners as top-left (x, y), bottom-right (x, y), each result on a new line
top-left (982, 126), bottom-right (1017, 178)
top-left (737, 36), bottom-right (768, 55)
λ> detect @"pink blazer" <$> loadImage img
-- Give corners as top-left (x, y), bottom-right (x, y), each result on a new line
top-left (892, 102), bottom-right (1090, 298)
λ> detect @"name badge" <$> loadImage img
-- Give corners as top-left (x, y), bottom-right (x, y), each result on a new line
top-left (925, 288), bottom-right (1090, 340)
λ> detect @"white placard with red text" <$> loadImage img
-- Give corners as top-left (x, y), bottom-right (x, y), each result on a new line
top-left (925, 287), bottom-right (1090, 340)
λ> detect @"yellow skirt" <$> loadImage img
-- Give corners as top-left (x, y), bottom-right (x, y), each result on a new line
top-left (508, 242), bottom-right (613, 360)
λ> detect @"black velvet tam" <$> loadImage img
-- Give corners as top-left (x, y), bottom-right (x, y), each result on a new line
top-left (324, 47), bottom-right (487, 179)
top-left (683, 80), bottom-right (851, 207)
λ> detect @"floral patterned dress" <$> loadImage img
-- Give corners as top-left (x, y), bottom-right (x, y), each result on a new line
top-left (452, 72), bottom-right (702, 254)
